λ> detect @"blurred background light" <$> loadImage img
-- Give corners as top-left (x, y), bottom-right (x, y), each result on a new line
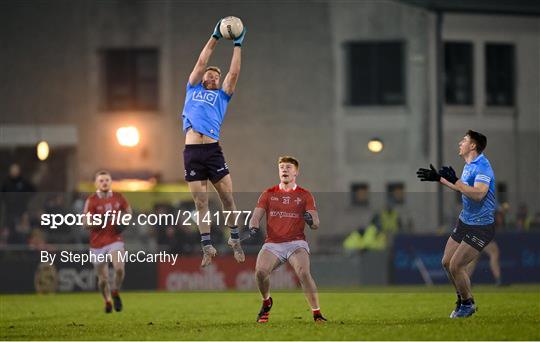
top-left (36, 141), bottom-right (50, 161)
top-left (368, 138), bottom-right (384, 153)
top-left (116, 126), bottom-right (140, 147)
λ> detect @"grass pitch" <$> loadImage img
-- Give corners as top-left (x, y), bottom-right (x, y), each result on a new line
top-left (1, 285), bottom-right (539, 340)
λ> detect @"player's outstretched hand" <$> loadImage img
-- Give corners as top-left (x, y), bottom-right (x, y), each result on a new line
top-left (304, 212), bottom-right (314, 227)
top-left (234, 28), bottom-right (246, 47)
top-left (240, 226), bottom-right (259, 242)
top-left (249, 226), bottom-right (259, 238)
top-left (439, 166), bottom-right (458, 184)
top-left (416, 164), bottom-right (441, 182)
top-left (115, 224), bottom-right (127, 234)
top-left (212, 19), bottom-right (223, 40)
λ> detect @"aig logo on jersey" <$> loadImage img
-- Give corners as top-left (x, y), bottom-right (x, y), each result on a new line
top-left (192, 90), bottom-right (218, 105)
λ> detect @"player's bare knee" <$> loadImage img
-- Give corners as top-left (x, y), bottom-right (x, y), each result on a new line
top-left (255, 268), bottom-right (270, 280)
top-left (194, 198), bottom-right (208, 211)
top-left (255, 268), bottom-right (267, 278)
top-left (296, 269), bottom-right (311, 282)
top-left (222, 200), bottom-right (236, 212)
top-left (449, 260), bottom-right (462, 275)
top-left (98, 276), bottom-right (108, 287)
top-left (115, 267), bottom-right (125, 278)
top-left (441, 257), bottom-right (450, 270)
top-left (220, 195), bottom-right (236, 211)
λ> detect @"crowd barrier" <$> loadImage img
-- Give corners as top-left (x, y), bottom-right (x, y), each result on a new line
top-left (391, 232), bottom-right (540, 284)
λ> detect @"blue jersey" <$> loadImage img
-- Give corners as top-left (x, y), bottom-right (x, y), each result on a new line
top-left (181, 82), bottom-right (232, 140)
top-left (458, 154), bottom-right (497, 225)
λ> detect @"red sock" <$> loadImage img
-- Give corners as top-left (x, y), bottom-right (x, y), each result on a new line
top-left (263, 298), bottom-right (272, 307)
top-left (312, 308), bottom-right (321, 316)
top-left (112, 290), bottom-right (119, 297)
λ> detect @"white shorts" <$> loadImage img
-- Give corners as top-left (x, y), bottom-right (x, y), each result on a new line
top-left (261, 240), bottom-right (310, 263)
top-left (89, 241), bottom-right (125, 266)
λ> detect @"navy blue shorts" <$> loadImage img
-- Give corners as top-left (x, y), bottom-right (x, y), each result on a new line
top-left (183, 143), bottom-right (229, 183)
top-left (450, 219), bottom-right (495, 252)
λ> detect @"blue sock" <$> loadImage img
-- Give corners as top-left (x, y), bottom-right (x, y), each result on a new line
top-left (229, 226), bottom-right (239, 240)
top-left (200, 233), bottom-right (212, 246)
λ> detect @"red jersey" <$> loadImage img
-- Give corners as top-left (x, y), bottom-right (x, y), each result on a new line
top-left (84, 192), bottom-right (129, 248)
top-left (256, 184), bottom-right (317, 243)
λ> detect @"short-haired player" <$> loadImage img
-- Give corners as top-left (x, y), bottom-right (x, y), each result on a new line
top-left (84, 170), bottom-right (132, 313)
top-left (249, 156), bottom-right (327, 323)
top-left (417, 130), bottom-right (496, 318)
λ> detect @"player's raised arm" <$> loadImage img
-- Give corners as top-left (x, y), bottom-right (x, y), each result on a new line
top-left (188, 20), bottom-right (222, 86)
top-left (222, 28), bottom-right (246, 96)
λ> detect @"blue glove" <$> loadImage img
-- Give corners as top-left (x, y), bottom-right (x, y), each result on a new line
top-left (304, 212), bottom-right (314, 227)
top-left (212, 19), bottom-right (222, 40)
top-left (439, 166), bottom-right (459, 184)
top-left (234, 28), bottom-right (246, 47)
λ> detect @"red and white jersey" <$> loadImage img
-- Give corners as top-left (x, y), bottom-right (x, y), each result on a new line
top-left (84, 191), bottom-right (129, 249)
top-left (256, 184), bottom-right (317, 243)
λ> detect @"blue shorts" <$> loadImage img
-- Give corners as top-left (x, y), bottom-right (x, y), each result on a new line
top-left (183, 143), bottom-right (229, 183)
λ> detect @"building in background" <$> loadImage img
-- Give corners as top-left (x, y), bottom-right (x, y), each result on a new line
top-left (1, 1), bottom-right (538, 242)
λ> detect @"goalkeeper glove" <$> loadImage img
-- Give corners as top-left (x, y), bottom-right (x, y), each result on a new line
top-left (416, 164), bottom-right (441, 182)
top-left (212, 19), bottom-right (223, 40)
top-left (234, 28), bottom-right (246, 47)
top-left (439, 166), bottom-right (459, 184)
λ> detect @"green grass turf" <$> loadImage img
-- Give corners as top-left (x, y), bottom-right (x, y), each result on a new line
top-left (1, 285), bottom-right (539, 340)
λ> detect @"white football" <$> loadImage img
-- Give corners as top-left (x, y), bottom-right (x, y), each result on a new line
top-left (219, 16), bottom-right (244, 40)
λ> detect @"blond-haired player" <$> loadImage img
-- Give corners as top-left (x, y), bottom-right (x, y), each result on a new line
top-left (180, 19), bottom-right (247, 267)
top-left (249, 156), bottom-right (326, 323)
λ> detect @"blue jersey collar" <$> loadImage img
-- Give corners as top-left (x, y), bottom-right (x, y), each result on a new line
top-left (469, 153), bottom-right (484, 164)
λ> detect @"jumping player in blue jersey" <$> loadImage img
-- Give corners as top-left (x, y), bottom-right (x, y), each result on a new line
top-left (181, 19), bottom-right (246, 267)
top-left (417, 130), bottom-right (496, 318)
